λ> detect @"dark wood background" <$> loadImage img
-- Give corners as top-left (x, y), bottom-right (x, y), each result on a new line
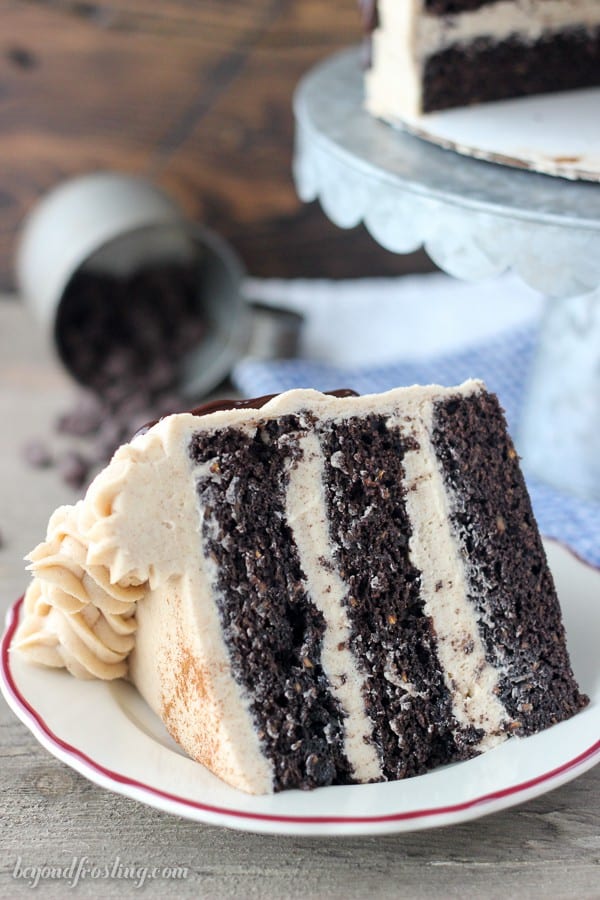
top-left (0, 0), bottom-right (431, 288)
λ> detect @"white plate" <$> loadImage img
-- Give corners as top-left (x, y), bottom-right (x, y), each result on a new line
top-left (394, 88), bottom-right (600, 182)
top-left (1, 539), bottom-right (599, 836)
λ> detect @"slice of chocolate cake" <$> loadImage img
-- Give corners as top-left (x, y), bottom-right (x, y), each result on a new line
top-left (364, 0), bottom-right (600, 119)
top-left (12, 383), bottom-right (587, 794)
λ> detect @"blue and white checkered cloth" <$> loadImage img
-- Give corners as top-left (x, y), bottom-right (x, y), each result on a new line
top-left (234, 323), bottom-right (600, 568)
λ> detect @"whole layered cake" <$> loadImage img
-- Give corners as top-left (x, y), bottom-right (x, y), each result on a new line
top-left (13, 383), bottom-right (587, 793)
top-left (362, 0), bottom-right (600, 119)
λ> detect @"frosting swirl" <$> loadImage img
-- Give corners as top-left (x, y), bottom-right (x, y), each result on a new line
top-left (12, 424), bottom-right (192, 680)
top-left (13, 501), bottom-right (144, 680)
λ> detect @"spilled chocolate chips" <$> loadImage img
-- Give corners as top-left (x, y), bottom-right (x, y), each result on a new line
top-left (22, 263), bottom-right (206, 491)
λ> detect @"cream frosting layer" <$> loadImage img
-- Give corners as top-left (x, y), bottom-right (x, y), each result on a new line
top-left (285, 431), bottom-right (382, 782)
top-left (390, 399), bottom-right (508, 750)
top-left (367, 0), bottom-right (600, 118)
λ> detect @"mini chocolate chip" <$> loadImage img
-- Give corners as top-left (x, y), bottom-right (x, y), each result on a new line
top-left (305, 752), bottom-right (335, 786)
top-left (103, 350), bottom-right (134, 381)
top-left (58, 450), bottom-right (91, 490)
top-left (265, 719), bottom-right (279, 740)
top-left (103, 381), bottom-right (132, 409)
top-left (47, 261), bottom-right (209, 489)
top-left (7, 46), bottom-right (37, 70)
top-left (21, 439), bottom-right (53, 468)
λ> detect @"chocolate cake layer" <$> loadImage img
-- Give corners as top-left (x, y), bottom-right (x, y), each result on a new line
top-left (320, 415), bottom-right (482, 780)
top-left (424, 0), bottom-right (504, 13)
top-left (423, 27), bottom-right (600, 111)
top-left (190, 418), bottom-right (352, 791)
top-left (431, 393), bottom-right (588, 735)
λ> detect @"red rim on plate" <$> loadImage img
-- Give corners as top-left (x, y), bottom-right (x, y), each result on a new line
top-left (2, 539), bottom-right (599, 828)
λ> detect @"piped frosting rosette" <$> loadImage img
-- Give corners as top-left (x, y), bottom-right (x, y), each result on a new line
top-left (12, 450), bottom-right (150, 680)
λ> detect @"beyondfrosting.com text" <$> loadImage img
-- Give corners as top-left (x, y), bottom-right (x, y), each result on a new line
top-left (13, 856), bottom-right (189, 890)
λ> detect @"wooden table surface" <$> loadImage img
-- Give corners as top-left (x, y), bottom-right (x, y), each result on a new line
top-left (0, 1), bottom-right (432, 285)
top-left (1, 299), bottom-right (599, 899)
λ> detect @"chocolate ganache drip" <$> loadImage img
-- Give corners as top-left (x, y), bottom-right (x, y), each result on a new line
top-left (134, 389), bottom-right (359, 438)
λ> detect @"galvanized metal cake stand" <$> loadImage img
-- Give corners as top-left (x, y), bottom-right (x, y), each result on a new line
top-left (293, 47), bottom-right (600, 501)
